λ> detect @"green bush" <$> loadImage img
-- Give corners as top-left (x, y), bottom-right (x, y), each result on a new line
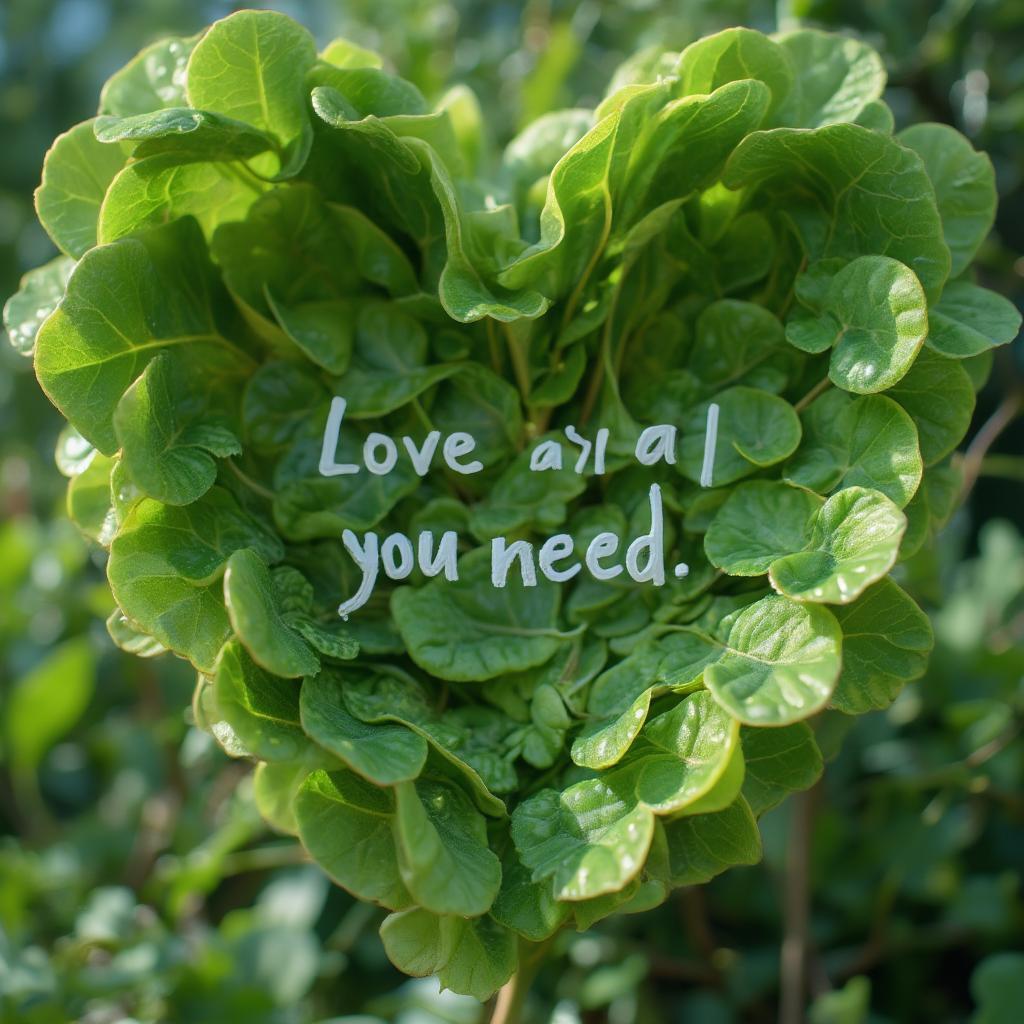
top-left (3, 6), bottom-right (1021, 1016)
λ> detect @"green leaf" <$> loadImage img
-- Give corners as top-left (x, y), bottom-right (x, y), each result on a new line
top-left (496, 98), bottom-right (624, 300)
top-left (242, 361), bottom-right (330, 455)
top-left (431, 365), bottom-right (523, 473)
top-left (491, 843), bottom-right (571, 941)
top-left (253, 760), bottom-right (306, 834)
top-left (794, 256), bottom-right (929, 394)
top-left (107, 487), bottom-right (282, 674)
top-left (3, 256), bottom-right (75, 357)
top-left (899, 123), bottom-right (996, 278)
top-left (768, 486), bottom-right (907, 604)
top-left (310, 63), bottom-right (430, 118)
top-left (336, 302), bottom-right (458, 417)
top-left (94, 107), bottom-right (276, 161)
top-left (830, 579), bottom-right (933, 713)
top-left (321, 37), bottom-right (383, 70)
top-left (272, 427), bottom-right (420, 542)
top-left (264, 293), bottom-right (355, 376)
top-left (403, 134), bottom-right (550, 322)
top-left (299, 668), bottom-right (427, 784)
top-left (329, 204), bottom-right (420, 296)
top-left (784, 391), bottom-right (923, 508)
top-left (854, 100), bottom-right (894, 133)
top-left (341, 672), bottom-right (511, 812)
top-left (616, 80), bottom-right (772, 230)
top-left (626, 691), bottom-right (741, 814)
top-left (35, 119), bottom-right (127, 258)
top-left (106, 607), bottom-right (166, 658)
top-left (704, 594), bottom-right (842, 725)
top-left (5, 638), bottom-right (95, 776)
top-left (212, 640), bottom-right (307, 761)
top-left (223, 548), bottom-right (320, 679)
top-left (392, 547), bottom-right (567, 683)
top-left (66, 451), bottom-right (117, 545)
top-left (193, 675), bottom-right (250, 757)
top-left (35, 217), bottom-right (252, 454)
top-left (521, 684), bottom-right (571, 768)
top-left (98, 156), bottom-right (265, 244)
top-left (380, 910), bottom-right (517, 1001)
top-left (114, 352), bottom-right (241, 506)
top-left (99, 34), bottom-right (198, 116)
top-left (724, 124), bottom-right (950, 302)
top-left (392, 777), bottom-right (502, 916)
top-left (688, 300), bottom-right (784, 392)
top-left (185, 10), bottom-right (317, 175)
top-left (679, 387), bottom-right (802, 486)
top-left (741, 723), bottom-right (823, 816)
top-left (970, 953), bottom-right (1024, 1024)
top-left (927, 280), bottom-right (1021, 359)
top-left (676, 27), bottom-right (793, 120)
top-left (470, 444), bottom-right (586, 540)
top-left (502, 108), bottom-right (593, 206)
top-left (573, 881), bottom-right (666, 931)
top-left (512, 777), bottom-right (655, 901)
top-left (570, 641), bottom-right (683, 769)
top-left (900, 460), bottom-right (962, 560)
top-left (888, 349), bottom-right (975, 465)
top-left (213, 185), bottom-right (360, 333)
top-left (305, 89), bottom-right (447, 279)
top-left (809, 977), bottom-right (871, 1024)
top-left (774, 29), bottom-right (885, 128)
top-left (652, 799), bottom-right (762, 885)
top-left (705, 481), bottom-right (821, 575)
top-left (295, 769), bottom-right (412, 909)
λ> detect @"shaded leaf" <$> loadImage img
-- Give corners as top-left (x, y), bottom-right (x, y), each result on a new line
top-left (830, 579), bottom-right (933, 713)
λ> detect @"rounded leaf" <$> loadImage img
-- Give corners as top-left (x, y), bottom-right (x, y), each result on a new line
top-left (704, 595), bottom-right (842, 725)
top-left (899, 122), bottom-right (996, 278)
top-left (824, 256), bottom-right (929, 394)
top-left (830, 578), bottom-right (933, 713)
top-left (299, 668), bottom-right (428, 784)
top-left (705, 481), bottom-right (822, 575)
top-left (295, 769), bottom-right (412, 910)
top-left (223, 548), bottom-right (320, 678)
top-left (927, 280), bottom-right (1021, 359)
top-left (680, 387), bottom-right (802, 486)
top-left (769, 486), bottom-right (907, 604)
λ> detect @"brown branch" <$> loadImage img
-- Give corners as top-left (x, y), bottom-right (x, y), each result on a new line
top-left (959, 391), bottom-right (1023, 500)
top-left (779, 786), bottom-right (816, 1024)
top-left (680, 887), bottom-right (719, 966)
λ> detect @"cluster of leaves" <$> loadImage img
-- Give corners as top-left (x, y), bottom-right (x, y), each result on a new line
top-left (6, 9), bottom-right (1020, 999)
top-left (3, 513), bottom-right (1022, 1024)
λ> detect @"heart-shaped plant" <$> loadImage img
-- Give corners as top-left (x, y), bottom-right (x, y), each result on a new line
top-left (6, 10), bottom-right (1019, 1001)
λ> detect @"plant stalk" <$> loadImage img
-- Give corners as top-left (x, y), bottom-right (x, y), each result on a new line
top-left (959, 390), bottom-right (1023, 499)
top-left (490, 938), bottom-right (553, 1024)
top-left (779, 786), bottom-right (816, 1024)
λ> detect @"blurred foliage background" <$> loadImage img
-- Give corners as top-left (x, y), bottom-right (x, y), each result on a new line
top-left (1, 1), bottom-right (1023, 1022)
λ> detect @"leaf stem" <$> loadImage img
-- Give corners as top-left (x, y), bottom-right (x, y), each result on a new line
top-left (779, 784), bottom-right (817, 1024)
top-left (578, 356), bottom-right (604, 427)
top-left (503, 323), bottom-right (533, 408)
top-left (490, 937), bottom-right (554, 1024)
top-left (560, 183), bottom-right (613, 333)
top-left (225, 458), bottom-right (276, 500)
top-left (220, 842), bottom-right (310, 876)
top-left (976, 453), bottom-right (1024, 483)
top-left (793, 377), bottom-right (831, 413)
top-left (486, 319), bottom-right (505, 375)
top-left (958, 390), bottom-right (1023, 499)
